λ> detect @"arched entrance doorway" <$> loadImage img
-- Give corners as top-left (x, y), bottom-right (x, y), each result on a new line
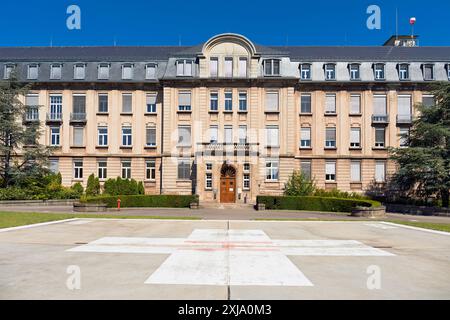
top-left (220, 164), bottom-right (236, 203)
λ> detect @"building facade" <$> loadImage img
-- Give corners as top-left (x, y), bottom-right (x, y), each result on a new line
top-left (2, 34), bottom-right (450, 203)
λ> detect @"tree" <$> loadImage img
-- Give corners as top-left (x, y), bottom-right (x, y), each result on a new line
top-left (85, 173), bottom-right (100, 197)
top-left (389, 82), bottom-right (450, 207)
top-left (284, 170), bottom-right (316, 196)
top-left (0, 74), bottom-right (52, 188)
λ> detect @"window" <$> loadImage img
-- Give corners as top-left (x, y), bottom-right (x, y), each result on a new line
top-left (50, 64), bottom-right (62, 80)
top-left (97, 94), bottom-right (108, 113)
top-left (325, 161), bottom-right (336, 181)
top-left (72, 94), bottom-right (86, 117)
top-left (73, 160), bottom-right (83, 179)
top-left (423, 64), bottom-right (434, 81)
top-left (350, 94), bottom-right (361, 114)
top-left (98, 126), bottom-right (108, 146)
top-left (98, 64), bottom-right (110, 79)
top-left (205, 173), bottom-right (213, 190)
top-left (146, 125), bottom-right (156, 147)
top-left (210, 58), bottom-right (218, 77)
top-left (4, 64), bottom-right (15, 79)
top-left (375, 127), bottom-right (385, 148)
top-left (239, 92), bottom-right (247, 112)
top-left (145, 64), bottom-right (157, 79)
top-left (209, 125), bottom-right (218, 143)
top-left (300, 94), bottom-right (311, 113)
top-left (374, 64), bottom-right (385, 80)
top-left (266, 125), bottom-right (279, 147)
top-left (224, 126), bottom-right (233, 144)
top-left (224, 58), bottom-right (233, 77)
top-left (27, 64), bottom-right (38, 79)
top-left (350, 127), bottom-right (361, 148)
top-left (243, 163), bottom-right (250, 172)
top-left (239, 125), bottom-right (247, 144)
top-left (122, 126), bottom-right (132, 146)
top-left (146, 159), bottom-right (156, 180)
top-left (243, 173), bottom-right (250, 190)
top-left (206, 163), bottom-right (213, 171)
top-left (349, 64), bottom-right (360, 80)
top-left (50, 127), bottom-right (60, 146)
top-left (177, 159), bottom-right (191, 180)
top-left (399, 128), bottom-right (409, 147)
top-left (122, 64), bottom-right (134, 79)
top-left (121, 160), bottom-right (131, 179)
top-left (98, 160), bottom-right (107, 180)
top-left (325, 94), bottom-right (336, 114)
top-left (266, 91), bottom-right (279, 112)
top-left (25, 95), bottom-right (39, 121)
top-left (178, 91), bottom-right (191, 111)
top-left (373, 95), bottom-right (387, 116)
top-left (176, 60), bottom-right (193, 76)
top-left (49, 159), bottom-right (59, 173)
top-left (224, 92), bottom-right (233, 111)
top-left (399, 64), bottom-right (410, 80)
top-left (300, 64), bottom-right (311, 80)
top-left (422, 95), bottom-right (435, 107)
top-left (447, 64), bottom-right (450, 80)
top-left (375, 161), bottom-right (386, 183)
top-left (301, 160), bottom-right (312, 180)
top-left (351, 161), bottom-right (361, 182)
top-left (239, 58), bottom-right (247, 77)
top-left (264, 59), bottom-right (280, 76)
top-left (325, 127), bottom-right (336, 148)
top-left (73, 127), bottom-right (84, 147)
top-left (325, 64), bottom-right (336, 80)
top-left (398, 95), bottom-right (412, 122)
top-left (74, 64), bottom-right (85, 79)
top-left (177, 125), bottom-right (191, 147)
top-left (49, 95), bottom-right (62, 120)
top-left (300, 127), bottom-right (311, 148)
top-left (210, 92), bottom-right (218, 111)
top-left (265, 160), bottom-right (279, 181)
top-left (122, 93), bottom-right (132, 113)
top-left (146, 94), bottom-right (157, 113)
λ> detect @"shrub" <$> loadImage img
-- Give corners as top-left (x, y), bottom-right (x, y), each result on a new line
top-left (71, 183), bottom-right (84, 198)
top-left (137, 181), bottom-right (145, 195)
top-left (313, 188), bottom-right (369, 200)
top-left (257, 196), bottom-right (381, 212)
top-left (82, 194), bottom-right (198, 208)
top-left (284, 171), bottom-right (316, 196)
top-left (103, 177), bottom-right (141, 196)
top-left (85, 174), bottom-right (100, 197)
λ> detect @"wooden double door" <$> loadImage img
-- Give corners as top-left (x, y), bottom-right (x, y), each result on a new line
top-left (220, 164), bottom-right (236, 203)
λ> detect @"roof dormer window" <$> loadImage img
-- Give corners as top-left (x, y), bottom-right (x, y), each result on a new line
top-left (27, 64), bottom-right (39, 80)
top-left (50, 64), bottom-right (62, 80)
top-left (4, 64), bottom-right (15, 79)
top-left (300, 64), bottom-right (311, 80)
top-left (398, 64), bottom-right (410, 81)
top-left (264, 59), bottom-right (280, 76)
top-left (423, 64), bottom-right (434, 81)
top-left (122, 64), bottom-right (134, 80)
top-left (74, 63), bottom-right (86, 80)
top-left (374, 63), bottom-right (385, 80)
top-left (324, 64), bottom-right (336, 80)
top-left (176, 60), bottom-right (193, 77)
top-left (145, 63), bottom-right (157, 79)
top-left (98, 63), bottom-right (110, 80)
top-left (349, 64), bottom-right (360, 80)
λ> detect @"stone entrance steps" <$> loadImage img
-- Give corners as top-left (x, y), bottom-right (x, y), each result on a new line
top-left (199, 202), bottom-right (255, 210)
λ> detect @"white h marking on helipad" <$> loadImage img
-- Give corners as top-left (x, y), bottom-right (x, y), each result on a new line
top-left (68, 229), bottom-right (394, 286)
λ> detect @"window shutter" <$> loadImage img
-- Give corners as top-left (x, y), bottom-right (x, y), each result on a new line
top-left (210, 59), bottom-right (218, 77)
top-left (326, 128), bottom-right (336, 141)
top-left (185, 62), bottom-right (192, 76)
top-left (266, 92), bottom-right (279, 112)
top-left (73, 127), bottom-right (83, 146)
top-left (146, 94), bottom-right (157, 105)
top-left (398, 96), bottom-right (411, 116)
top-left (326, 162), bottom-right (336, 175)
top-left (301, 127), bottom-right (311, 140)
top-left (146, 65), bottom-right (156, 78)
top-left (350, 128), bottom-right (360, 143)
top-left (350, 95), bottom-right (361, 114)
top-left (351, 161), bottom-right (361, 182)
top-left (73, 95), bottom-right (86, 113)
top-left (239, 58), bottom-right (247, 77)
top-left (179, 92), bottom-right (191, 106)
top-left (26, 95), bottom-right (39, 106)
top-left (375, 162), bottom-right (386, 182)
top-left (325, 95), bottom-right (336, 113)
top-left (122, 94), bottom-right (132, 113)
top-left (301, 161), bottom-right (312, 180)
top-left (375, 128), bottom-right (385, 143)
top-left (373, 95), bottom-right (387, 115)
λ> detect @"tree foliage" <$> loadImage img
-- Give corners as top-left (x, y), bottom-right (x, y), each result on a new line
top-left (85, 173), bottom-right (100, 197)
top-left (284, 170), bottom-right (316, 196)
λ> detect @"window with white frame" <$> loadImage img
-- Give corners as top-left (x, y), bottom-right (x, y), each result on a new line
top-left (301, 160), bottom-right (312, 180)
top-left (325, 94), bottom-right (336, 114)
top-left (205, 173), bottom-right (213, 190)
top-left (349, 64), bottom-right (360, 80)
top-left (177, 125), bottom-right (191, 147)
top-left (98, 64), bottom-right (110, 79)
top-left (375, 127), bottom-right (385, 148)
top-left (73, 126), bottom-right (84, 147)
top-left (300, 64), bottom-right (311, 80)
top-left (176, 60), bottom-right (193, 76)
top-left (374, 64), bottom-right (385, 80)
top-left (325, 127), bottom-right (336, 148)
top-left (121, 126), bottom-right (132, 146)
top-left (146, 159), bottom-right (156, 180)
top-left (265, 160), bottom-right (279, 181)
top-left (350, 127), bottom-right (361, 148)
top-left (325, 161), bottom-right (336, 181)
top-left (239, 58), bottom-right (247, 77)
top-left (224, 91), bottom-right (233, 111)
top-left (73, 160), bottom-right (83, 179)
top-left (122, 64), bottom-right (134, 79)
top-left (224, 126), bottom-right (233, 144)
top-left (73, 64), bottom-right (85, 79)
top-left (210, 58), bottom-right (218, 77)
top-left (265, 91), bottom-right (279, 112)
top-left (4, 64), bottom-right (15, 79)
top-left (25, 94), bottom-right (39, 121)
top-left (209, 125), bottom-right (218, 143)
top-left (178, 91), bottom-right (191, 111)
top-left (300, 94), bottom-right (311, 113)
top-left (121, 160), bottom-right (131, 179)
top-left (239, 125), bottom-right (247, 144)
top-left (399, 128), bottom-right (409, 147)
top-left (146, 94), bottom-right (157, 113)
top-left (325, 64), bottom-right (336, 80)
top-left (300, 127), bottom-right (311, 148)
top-left (98, 126), bottom-right (108, 146)
top-left (423, 64), bottom-right (434, 81)
top-left (399, 64), bottom-right (410, 80)
top-left (49, 95), bottom-right (62, 120)
top-left (350, 160), bottom-right (361, 182)
top-left (224, 57), bottom-right (233, 77)
top-left (398, 95), bottom-right (412, 122)
top-left (243, 162), bottom-right (250, 172)
top-left (375, 161), bottom-right (386, 183)
top-left (266, 125), bottom-right (279, 147)
top-left (145, 64), bottom-right (157, 79)
top-left (206, 163), bottom-right (213, 171)
top-left (50, 64), bottom-right (62, 80)
top-left (98, 160), bottom-right (107, 180)
top-left (146, 125), bottom-right (156, 147)
top-left (177, 159), bottom-right (191, 180)
top-left (27, 64), bottom-right (38, 79)
top-left (49, 159), bottom-right (59, 173)
top-left (239, 92), bottom-right (247, 112)
top-left (350, 94), bottom-right (361, 114)
top-left (210, 92), bottom-right (218, 111)
top-left (122, 93), bottom-right (132, 113)
top-left (98, 93), bottom-right (108, 113)
top-left (50, 127), bottom-right (60, 146)
top-left (264, 59), bottom-right (280, 76)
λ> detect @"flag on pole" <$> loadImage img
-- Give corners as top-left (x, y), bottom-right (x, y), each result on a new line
top-left (410, 17), bottom-right (416, 25)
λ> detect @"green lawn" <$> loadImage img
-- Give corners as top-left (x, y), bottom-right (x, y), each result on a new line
top-left (387, 220), bottom-right (450, 233)
top-left (0, 212), bottom-right (201, 229)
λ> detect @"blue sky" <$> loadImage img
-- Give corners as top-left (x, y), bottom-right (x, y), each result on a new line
top-left (1, 0), bottom-right (449, 47)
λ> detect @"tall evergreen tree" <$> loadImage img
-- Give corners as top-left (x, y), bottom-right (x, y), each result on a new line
top-left (0, 74), bottom-right (51, 187)
top-left (389, 82), bottom-right (450, 207)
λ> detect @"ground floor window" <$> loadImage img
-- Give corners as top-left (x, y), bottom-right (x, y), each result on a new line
top-left (73, 159), bottom-right (83, 179)
top-left (178, 159), bottom-right (191, 180)
top-left (300, 160), bottom-right (312, 180)
top-left (49, 159), bottom-right (59, 174)
top-left (350, 160), bottom-right (361, 182)
top-left (375, 161), bottom-right (386, 183)
top-left (243, 173), bottom-right (250, 190)
top-left (98, 160), bottom-right (107, 180)
top-left (265, 160), bottom-right (279, 181)
top-left (146, 159), bottom-right (156, 180)
top-left (121, 160), bottom-right (131, 179)
top-left (325, 161), bottom-right (336, 182)
top-left (205, 173), bottom-right (212, 190)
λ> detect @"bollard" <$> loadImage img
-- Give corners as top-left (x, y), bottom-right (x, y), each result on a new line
top-left (117, 198), bottom-right (121, 211)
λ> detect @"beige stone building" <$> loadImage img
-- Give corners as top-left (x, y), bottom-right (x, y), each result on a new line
top-left (2, 34), bottom-right (449, 203)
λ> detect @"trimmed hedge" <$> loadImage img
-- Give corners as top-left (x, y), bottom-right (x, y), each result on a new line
top-left (81, 194), bottom-right (199, 208)
top-left (257, 196), bottom-right (381, 213)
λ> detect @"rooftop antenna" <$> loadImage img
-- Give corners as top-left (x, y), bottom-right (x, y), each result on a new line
top-left (395, 8), bottom-right (399, 41)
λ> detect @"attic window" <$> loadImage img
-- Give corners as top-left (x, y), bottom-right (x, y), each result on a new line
top-left (300, 64), bottom-right (311, 80)
top-left (74, 64), bottom-right (86, 80)
top-left (398, 64), bottom-right (410, 81)
top-left (264, 59), bottom-right (280, 76)
top-left (145, 64), bottom-right (157, 79)
top-left (349, 64), bottom-right (360, 80)
top-left (374, 63), bottom-right (385, 80)
top-left (50, 64), bottom-right (62, 80)
top-left (122, 64), bottom-right (134, 80)
top-left (423, 64), bottom-right (434, 81)
top-left (324, 64), bottom-right (336, 80)
top-left (176, 60), bottom-right (193, 77)
top-left (4, 64), bottom-right (15, 79)
top-left (27, 64), bottom-right (39, 80)
top-left (98, 64), bottom-right (110, 80)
